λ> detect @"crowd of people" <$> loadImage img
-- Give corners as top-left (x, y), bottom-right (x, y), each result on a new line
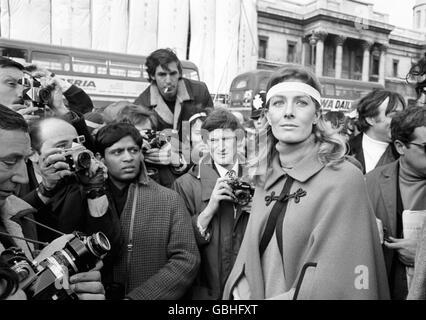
top-left (0, 47), bottom-right (426, 300)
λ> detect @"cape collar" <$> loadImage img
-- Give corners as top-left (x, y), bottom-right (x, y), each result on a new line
top-left (264, 144), bottom-right (324, 190)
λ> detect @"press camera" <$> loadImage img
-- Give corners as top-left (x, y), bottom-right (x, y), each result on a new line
top-left (142, 130), bottom-right (168, 151)
top-left (0, 232), bottom-right (110, 300)
top-left (226, 171), bottom-right (255, 206)
top-left (63, 136), bottom-right (92, 173)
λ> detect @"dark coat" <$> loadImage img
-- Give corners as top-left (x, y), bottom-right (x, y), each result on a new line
top-left (172, 161), bottom-right (250, 300)
top-left (365, 161), bottom-right (408, 299)
top-left (134, 77), bottom-right (213, 134)
top-left (348, 133), bottom-right (399, 174)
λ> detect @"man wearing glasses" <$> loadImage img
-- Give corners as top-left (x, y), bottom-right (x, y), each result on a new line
top-left (366, 106), bottom-right (426, 300)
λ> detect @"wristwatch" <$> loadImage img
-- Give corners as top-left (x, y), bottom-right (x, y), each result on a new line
top-left (37, 182), bottom-right (57, 198)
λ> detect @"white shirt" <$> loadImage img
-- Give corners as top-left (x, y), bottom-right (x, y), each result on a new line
top-left (215, 160), bottom-right (239, 178)
top-left (362, 133), bottom-right (389, 173)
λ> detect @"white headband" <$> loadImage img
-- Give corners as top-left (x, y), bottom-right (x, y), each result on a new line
top-left (266, 82), bottom-right (322, 105)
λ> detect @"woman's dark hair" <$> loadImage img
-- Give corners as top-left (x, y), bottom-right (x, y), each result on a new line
top-left (95, 122), bottom-right (143, 157)
top-left (145, 48), bottom-right (183, 83)
top-left (0, 256), bottom-right (20, 300)
top-left (355, 89), bottom-right (406, 133)
top-left (391, 106), bottom-right (426, 144)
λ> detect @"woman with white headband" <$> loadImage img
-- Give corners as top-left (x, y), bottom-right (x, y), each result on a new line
top-left (222, 64), bottom-right (390, 300)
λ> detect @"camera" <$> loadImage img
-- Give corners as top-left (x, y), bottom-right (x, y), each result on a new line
top-left (142, 129), bottom-right (168, 151)
top-left (226, 171), bottom-right (255, 206)
top-left (23, 76), bottom-right (56, 110)
top-left (1, 232), bottom-right (111, 300)
top-left (63, 136), bottom-right (92, 173)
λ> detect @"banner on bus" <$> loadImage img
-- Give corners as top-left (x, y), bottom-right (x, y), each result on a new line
top-left (58, 74), bottom-right (148, 99)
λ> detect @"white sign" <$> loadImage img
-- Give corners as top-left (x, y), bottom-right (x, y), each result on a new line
top-left (57, 74), bottom-right (149, 99)
top-left (321, 98), bottom-right (353, 112)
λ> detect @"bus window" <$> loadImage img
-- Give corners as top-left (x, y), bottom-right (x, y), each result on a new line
top-left (32, 51), bottom-right (70, 71)
top-left (233, 78), bottom-right (249, 90)
top-left (110, 61), bottom-right (143, 78)
top-left (72, 56), bottom-right (107, 74)
top-left (0, 47), bottom-right (28, 63)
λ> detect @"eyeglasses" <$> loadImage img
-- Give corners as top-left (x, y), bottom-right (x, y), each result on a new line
top-left (408, 142), bottom-right (426, 153)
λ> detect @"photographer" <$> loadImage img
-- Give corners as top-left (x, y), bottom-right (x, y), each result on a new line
top-left (0, 104), bottom-right (105, 300)
top-left (172, 108), bottom-right (251, 300)
top-left (115, 103), bottom-right (185, 188)
top-left (0, 57), bottom-right (95, 153)
top-left (21, 117), bottom-right (112, 247)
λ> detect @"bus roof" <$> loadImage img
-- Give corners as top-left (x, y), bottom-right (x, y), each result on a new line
top-left (0, 37), bottom-right (197, 69)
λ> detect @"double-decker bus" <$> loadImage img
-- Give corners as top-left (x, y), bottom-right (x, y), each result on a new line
top-left (0, 38), bottom-right (200, 109)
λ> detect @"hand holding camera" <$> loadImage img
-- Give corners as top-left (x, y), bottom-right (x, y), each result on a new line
top-left (1, 232), bottom-right (110, 300)
top-left (39, 147), bottom-right (73, 192)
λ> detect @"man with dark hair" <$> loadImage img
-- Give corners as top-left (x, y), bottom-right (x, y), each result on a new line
top-left (134, 48), bottom-right (213, 179)
top-left (0, 104), bottom-right (105, 300)
top-left (172, 108), bottom-right (250, 299)
top-left (366, 106), bottom-right (426, 300)
top-left (93, 122), bottom-right (200, 300)
top-left (349, 89), bottom-right (406, 174)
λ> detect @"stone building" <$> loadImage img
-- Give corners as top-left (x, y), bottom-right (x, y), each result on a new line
top-left (256, 0), bottom-right (426, 107)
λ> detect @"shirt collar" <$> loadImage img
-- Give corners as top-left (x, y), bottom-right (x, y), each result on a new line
top-left (264, 144), bottom-right (324, 190)
top-left (215, 160), bottom-right (239, 178)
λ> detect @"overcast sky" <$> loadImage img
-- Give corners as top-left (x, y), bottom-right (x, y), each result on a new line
top-left (372, 0), bottom-right (415, 29)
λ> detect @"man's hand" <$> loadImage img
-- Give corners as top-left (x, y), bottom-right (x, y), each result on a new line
top-left (198, 177), bottom-right (235, 230)
top-left (9, 103), bottom-right (40, 123)
top-left (70, 262), bottom-right (105, 300)
top-left (39, 147), bottom-right (73, 190)
top-left (144, 143), bottom-right (180, 166)
top-left (384, 236), bottom-right (418, 266)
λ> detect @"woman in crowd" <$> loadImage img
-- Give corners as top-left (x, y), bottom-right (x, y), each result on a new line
top-left (222, 64), bottom-right (390, 300)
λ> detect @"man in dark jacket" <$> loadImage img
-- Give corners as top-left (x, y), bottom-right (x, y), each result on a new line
top-left (366, 106), bottom-right (426, 299)
top-left (348, 89), bottom-right (405, 174)
top-left (172, 109), bottom-right (250, 299)
top-left (134, 49), bottom-right (213, 183)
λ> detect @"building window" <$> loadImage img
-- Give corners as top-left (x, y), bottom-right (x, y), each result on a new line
top-left (372, 56), bottom-right (380, 75)
top-left (287, 41), bottom-right (296, 63)
top-left (393, 60), bottom-right (399, 77)
top-left (258, 36), bottom-right (268, 59)
top-left (417, 10), bottom-right (421, 29)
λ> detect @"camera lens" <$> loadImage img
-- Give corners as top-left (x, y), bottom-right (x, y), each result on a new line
top-left (87, 232), bottom-right (111, 258)
top-left (77, 151), bottom-right (92, 170)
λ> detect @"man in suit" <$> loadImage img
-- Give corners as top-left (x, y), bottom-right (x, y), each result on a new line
top-left (366, 106), bottom-right (426, 299)
top-left (349, 89), bottom-right (405, 174)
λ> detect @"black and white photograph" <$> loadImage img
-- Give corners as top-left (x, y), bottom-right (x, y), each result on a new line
top-left (0, 0), bottom-right (425, 312)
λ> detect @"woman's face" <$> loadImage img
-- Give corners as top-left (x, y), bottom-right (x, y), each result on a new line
top-left (266, 84), bottom-right (319, 144)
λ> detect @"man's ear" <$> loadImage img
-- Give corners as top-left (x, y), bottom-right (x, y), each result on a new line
top-left (365, 116), bottom-right (376, 127)
top-left (394, 140), bottom-right (406, 156)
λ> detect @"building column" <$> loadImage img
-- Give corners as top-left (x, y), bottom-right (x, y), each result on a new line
top-left (314, 31), bottom-right (327, 77)
top-left (362, 40), bottom-right (372, 82)
top-left (334, 35), bottom-right (346, 79)
top-left (379, 44), bottom-right (388, 85)
top-left (309, 34), bottom-right (318, 67)
top-left (301, 38), bottom-right (309, 66)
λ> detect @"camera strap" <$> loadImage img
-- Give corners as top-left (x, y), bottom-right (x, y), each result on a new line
top-left (124, 184), bottom-right (139, 295)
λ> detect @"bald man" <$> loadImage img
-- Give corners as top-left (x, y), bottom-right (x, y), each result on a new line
top-left (20, 117), bottom-right (107, 243)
